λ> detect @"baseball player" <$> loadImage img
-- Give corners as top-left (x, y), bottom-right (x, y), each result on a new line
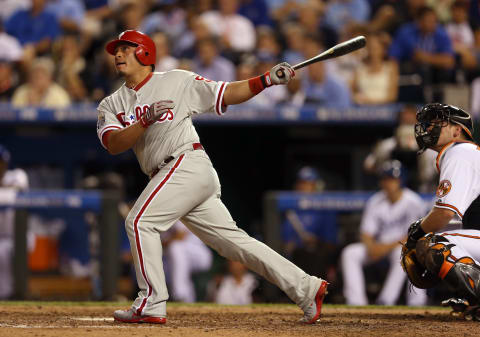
top-left (97, 30), bottom-right (326, 324)
top-left (403, 103), bottom-right (480, 319)
top-left (341, 160), bottom-right (427, 306)
top-left (0, 144), bottom-right (29, 299)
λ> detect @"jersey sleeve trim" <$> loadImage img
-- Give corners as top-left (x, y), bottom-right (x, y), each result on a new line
top-left (434, 202), bottom-right (464, 218)
top-left (98, 124), bottom-right (122, 149)
top-left (215, 81), bottom-right (228, 116)
top-left (436, 141), bottom-right (455, 173)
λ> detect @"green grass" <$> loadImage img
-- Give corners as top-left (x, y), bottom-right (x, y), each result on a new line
top-left (0, 301), bottom-right (450, 311)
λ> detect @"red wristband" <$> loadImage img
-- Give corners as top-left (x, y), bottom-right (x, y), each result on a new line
top-left (248, 72), bottom-right (272, 95)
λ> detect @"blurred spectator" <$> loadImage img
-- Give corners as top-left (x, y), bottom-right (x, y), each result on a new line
top-left (446, 1), bottom-right (474, 48)
top-left (281, 22), bottom-right (306, 66)
top-left (0, 60), bottom-right (18, 101)
top-left (152, 31), bottom-right (179, 72)
top-left (351, 32), bottom-right (399, 106)
top-left (117, 1), bottom-right (148, 32)
top-left (192, 37), bottom-right (235, 82)
top-left (200, 0), bottom-right (256, 53)
top-left (177, 57), bottom-right (193, 71)
top-left (210, 260), bottom-right (259, 305)
top-left (341, 160), bottom-right (428, 306)
top-left (12, 57), bottom-right (71, 108)
top-left (323, 0), bottom-right (370, 37)
top-left (268, 0), bottom-right (305, 23)
top-left (322, 26), bottom-right (366, 88)
top-left (4, 0), bottom-right (60, 56)
top-left (369, 0), bottom-right (426, 37)
top-left (0, 24), bottom-right (23, 62)
top-left (0, 0), bottom-right (29, 22)
top-left (389, 6), bottom-right (455, 102)
top-left (82, 0), bottom-right (112, 39)
top-left (427, 0), bottom-right (456, 23)
top-left (0, 144), bottom-right (29, 299)
top-left (297, 0), bottom-right (337, 48)
top-left (296, 33), bottom-right (351, 109)
top-left (87, 47), bottom-right (124, 102)
top-left (141, 2), bottom-right (187, 41)
top-left (282, 166), bottom-right (338, 282)
top-left (468, 0), bottom-right (480, 28)
top-left (471, 27), bottom-right (480, 118)
top-left (0, 25), bottom-right (23, 101)
top-left (162, 221), bottom-right (213, 303)
top-left (363, 104), bottom-right (437, 192)
top-left (301, 60), bottom-right (352, 109)
top-left (256, 26), bottom-right (281, 60)
top-left (445, 0), bottom-right (475, 79)
top-left (46, 0), bottom-right (86, 33)
top-left (55, 34), bottom-right (88, 102)
top-left (238, 0), bottom-right (273, 27)
top-left (174, 15), bottom-right (212, 59)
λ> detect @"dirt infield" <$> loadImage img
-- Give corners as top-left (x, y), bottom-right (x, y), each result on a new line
top-left (0, 302), bottom-right (477, 337)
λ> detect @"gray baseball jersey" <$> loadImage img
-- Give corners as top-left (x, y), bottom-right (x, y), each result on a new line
top-left (97, 70), bottom-right (322, 318)
top-left (97, 70), bottom-right (227, 176)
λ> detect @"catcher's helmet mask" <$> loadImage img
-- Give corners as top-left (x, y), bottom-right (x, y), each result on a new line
top-left (415, 103), bottom-right (474, 153)
top-left (106, 30), bottom-right (156, 71)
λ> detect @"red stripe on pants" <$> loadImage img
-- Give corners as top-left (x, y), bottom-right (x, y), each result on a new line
top-left (134, 154), bottom-right (185, 315)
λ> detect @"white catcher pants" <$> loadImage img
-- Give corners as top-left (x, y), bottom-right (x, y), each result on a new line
top-left (341, 243), bottom-right (427, 306)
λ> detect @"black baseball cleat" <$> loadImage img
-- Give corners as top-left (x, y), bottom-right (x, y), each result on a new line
top-left (442, 298), bottom-right (480, 321)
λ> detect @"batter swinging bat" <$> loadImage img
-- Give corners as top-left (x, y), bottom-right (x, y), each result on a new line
top-left (276, 35), bottom-right (367, 78)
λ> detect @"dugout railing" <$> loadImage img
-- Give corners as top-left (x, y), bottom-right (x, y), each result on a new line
top-left (8, 190), bottom-right (120, 300)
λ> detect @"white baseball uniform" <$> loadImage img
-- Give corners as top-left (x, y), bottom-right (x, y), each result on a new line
top-left (215, 272), bottom-right (258, 305)
top-left (341, 188), bottom-right (428, 305)
top-left (433, 141), bottom-right (480, 228)
top-left (0, 168), bottom-right (29, 298)
top-left (97, 70), bottom-right (322, 317)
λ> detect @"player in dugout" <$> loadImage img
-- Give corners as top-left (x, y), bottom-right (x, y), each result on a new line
top-left (96, 30), bottom-right (326, 324)
top-left (402, 103), bottom-right (480, 321)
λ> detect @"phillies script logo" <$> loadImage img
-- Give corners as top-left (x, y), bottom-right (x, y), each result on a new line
top-left (116, 104), bottom-right (174, 126)
top-left (436, 180), bottom-right (452, 198)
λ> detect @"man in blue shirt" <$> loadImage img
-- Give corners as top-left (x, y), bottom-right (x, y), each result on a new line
top-left (282, 167), bottom-right (338, 279)
top-left (5, 0), bottom-right (60, 55)
top-left (389, 6), bottom-right (454, 102)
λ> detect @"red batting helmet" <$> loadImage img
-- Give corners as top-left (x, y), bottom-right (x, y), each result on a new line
top-left (105, 30), bottom-right (156, 69)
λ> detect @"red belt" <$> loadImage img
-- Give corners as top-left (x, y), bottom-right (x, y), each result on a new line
top-left (150, 143), bottom-right (204, 179)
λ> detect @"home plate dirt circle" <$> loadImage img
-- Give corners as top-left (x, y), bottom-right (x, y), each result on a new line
top-left (0, 302), bottom-right (478, 337)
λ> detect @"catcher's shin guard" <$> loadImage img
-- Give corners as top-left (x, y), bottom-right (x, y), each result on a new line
top-left (417, 234), bottom-right (480, 305)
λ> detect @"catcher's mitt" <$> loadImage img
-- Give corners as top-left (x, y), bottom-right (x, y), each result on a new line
top-left (400, 244), bottom-right (441, 289)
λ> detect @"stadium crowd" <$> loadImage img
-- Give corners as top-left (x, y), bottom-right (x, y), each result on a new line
top-left (0, 0), bottom-right (480, 114)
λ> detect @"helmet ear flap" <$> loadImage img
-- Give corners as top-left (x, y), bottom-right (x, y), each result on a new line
top-left (135, 45), bottom-right (147, 66)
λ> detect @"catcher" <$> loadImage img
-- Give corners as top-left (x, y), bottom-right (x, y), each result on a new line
top-left (401, 103), bottom-right (480, 320)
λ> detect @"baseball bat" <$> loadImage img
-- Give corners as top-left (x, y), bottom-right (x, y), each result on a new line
top-left (276, 35), bottom-right (367, 78)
